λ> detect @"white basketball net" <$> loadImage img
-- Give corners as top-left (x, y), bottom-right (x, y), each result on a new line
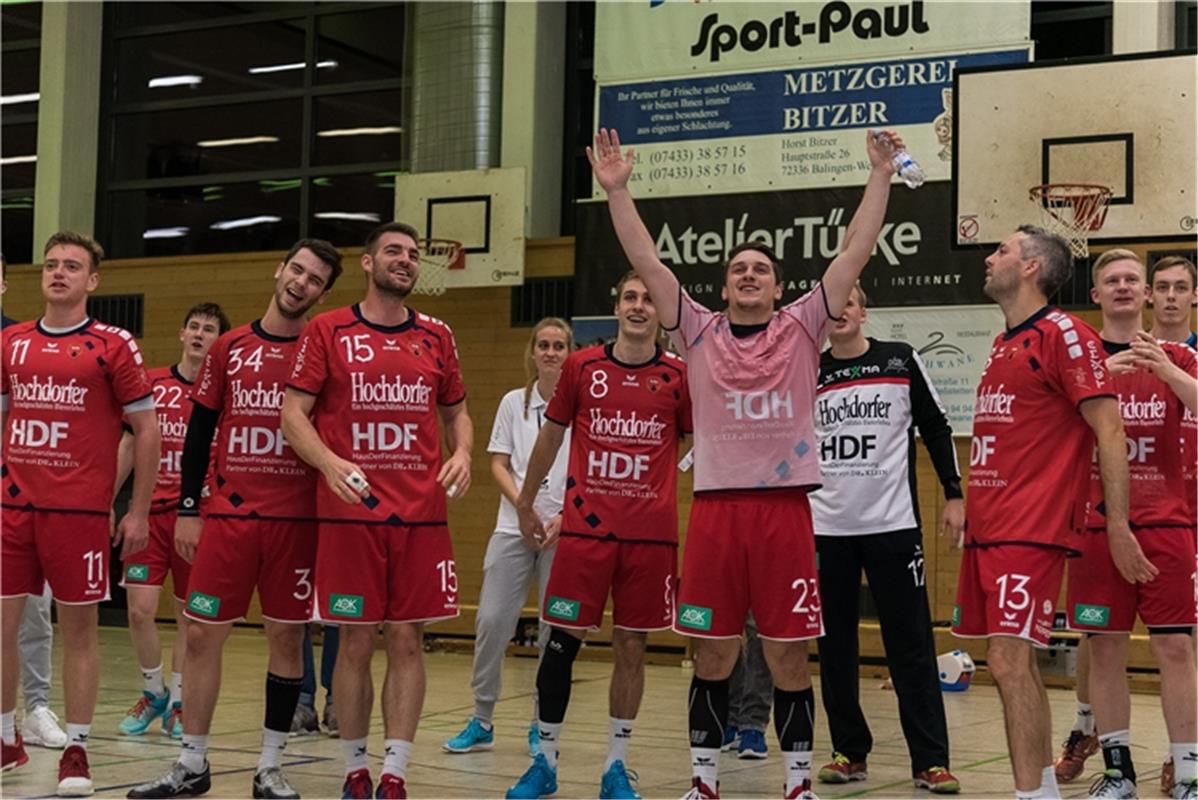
top-left (1029, 184), bottom-right (1112, 259)
top-left (413, 239), bottom-right (463, 296)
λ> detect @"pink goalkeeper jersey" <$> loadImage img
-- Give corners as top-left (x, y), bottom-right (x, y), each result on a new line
top-left (668, 286), bottom-right (833, 492)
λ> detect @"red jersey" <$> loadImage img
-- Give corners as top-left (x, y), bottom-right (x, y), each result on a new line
top-left (145, 365), bottom-right (194, 511)
top-left (2, 318), bottom-right (153, 514)
top-left (287, 304), bottom-right (466, 524)
top-left (1184, 340), bottom-right (1197, 520)
top-left (966, 308), bottom-right (1112, 550)
top-left (192, 321), bottom-right (316, 521)
top-left (1084, 340), bottom-right (1196, 529)
top-left (545, 343), bottom-right (692, 544)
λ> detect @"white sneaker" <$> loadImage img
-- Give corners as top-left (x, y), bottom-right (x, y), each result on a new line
top-left (22, 705), bottom-right (68, 749)
top-left (1089, 769), bottom-right (1136, 799)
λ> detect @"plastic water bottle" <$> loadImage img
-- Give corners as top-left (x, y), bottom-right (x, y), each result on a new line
top-left (874, 132), bottom-right (925, 189)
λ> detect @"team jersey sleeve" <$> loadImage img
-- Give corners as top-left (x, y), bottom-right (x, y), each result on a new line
top-left (908, 348), bottom-right (962, 498)
top-left (437, 323), bottom-right (466, 406)
top-left (544, 353), bottom-right (579, 427)
top-left (1046, 320), bottom-right (1113, 407)
top-left (191, 335), bottom-right (228, 411)
top-left (1167, 343), bottom-right (1198, 409)
top-left (668, 289), bottom-right (714, 355)
top-left (108, 331), bottom-right (154, 409)
top-left (287, 318), bottom-right (330, 396)
top-left (780, 284), bottom-right (834, 344)
top-left (487, 390), bottom-right (520, 455)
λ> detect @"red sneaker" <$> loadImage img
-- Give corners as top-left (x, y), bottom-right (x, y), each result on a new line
top-left (682, 777), bottom-right (720, 798)
top-left (914, 767), bottom-right (961, 794)
top-left (376, 773), bottom-right (407, 799)
top-left (1054, 730), bottom-right (1099, 783)
top-left (1, 732), bottom-right (30, 772)
top-left (342, 768), bottom-right (374, 799)
top-left (784, 778), bottom-right (818, 798)
top-left (57, 745), bottom-right (94, 797)
top-left (817, 753), bottom-right (867, 783)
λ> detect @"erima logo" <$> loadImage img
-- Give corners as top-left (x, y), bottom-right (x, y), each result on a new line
top-left (678, 604), bottom-right (712, 631)
top-left (187, 591), bottom-right (220, 618)
top-left (546, 596), bottom-right (580, 622)
top-left (329, 594), bottom-right (364, 618)
top-left (1073, 604), bottom-right (1110, 627)
top-left (125, 564), bottom-right (149, 581)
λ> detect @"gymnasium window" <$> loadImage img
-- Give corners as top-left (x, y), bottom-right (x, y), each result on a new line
top-left (1, 2), bottom-right (41, 265)
top-left (96, 2), bottom-right (408, 259)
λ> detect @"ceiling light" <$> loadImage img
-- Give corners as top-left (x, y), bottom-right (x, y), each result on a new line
top-left (0, 155), bottom-right (37, 165)
top-left (247, 59), bottom-right (338, 75)
top-left (317, 126), bottom-right (403, 138)
top-left (210, 215), bottom-right (282, 231)
top-left (0, 92), bottom-right (40, 106)
top-left (148, 75), bottom-right (204, 89)
top-left (315, 212), bottom-right (382, 222)
top-left (196, 136), bottom-right (280, 148)
top-left (144, 227), bottom-right (190, 239)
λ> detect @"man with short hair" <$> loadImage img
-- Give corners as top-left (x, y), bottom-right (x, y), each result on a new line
top-left (811, 282), bottom-right (964, 794)
top-left (127, 239), bottom-right (342, 800)
top-left (1148, 256), bottom-right (1197, 348)
top-left (114, 302), bottom-right (231, 740)
top-left (282, 221), bottom-right (474, 800)
top-left (592, 127), bottom-right (900, 800)
top-left (1067, 249), bottom-right (1196, 800)
top-left (2, 232), bottom-right (160, 795)
top-left (506, 271), bottom-right (691, 800)
top-left (952, 226), bottom-right (1154, 800)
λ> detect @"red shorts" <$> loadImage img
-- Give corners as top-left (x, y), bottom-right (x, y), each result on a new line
top-left (541, 535), bottom-right (676, 632)
top-left (952, 543), bottom-right (1066, 647)
top-left (1, 507), bottom-right (111, 604)
top-left (315, 522), bottom-right (458, 625)
top-left (1067, 527), bottom-right (1198, 632)
top-left (675, 489), bottom-right (822, 641)
top-left (184, 517), bottom-right (317, 624)
top-left (120, 509), bottom-right (191, 602)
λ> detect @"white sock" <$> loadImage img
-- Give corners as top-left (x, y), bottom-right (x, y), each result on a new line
top-left (538, 721), bottom-right (562, 768)
top-left (1074, 702), bottom-right (1094, 736)
top-left (169, 672), bottom-right (184, 708)
top-left (605, 717), bottom-right (634, 770)
top-left (783, 750), bottom-right (813, 794)
top-left (476, 717), bottom-right (493, 731)
top-left (382, 739), bottom-right (412, 779)
top-left (1015, 788), bottom-right (1044, 800)
top-left (180, 734), bottom-right (208, 771)
top-left (142, 663), bottom-right (165, 697)
top-left (1172, 742), bottom-right (1198, 784)
top-left (1040, 765), bottom-right (1060, 798)
top-left (257, 728), bottom-right (288, 771)
top-left (66, 723), bottom-right (90, 750)
top-left (690, 746), bottom-right (719, 790)
top-left (343, 738), bottom-right (368, 776)
top-left (1, 710), bottom-right (15, 744)
top-left (1099, 728), bottom-right (1131, 749)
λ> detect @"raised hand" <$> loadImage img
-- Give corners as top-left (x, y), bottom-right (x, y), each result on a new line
top-left (866, 128), bottom-right (904, 174)
top-left (587, 128), bottom-right (636, 193)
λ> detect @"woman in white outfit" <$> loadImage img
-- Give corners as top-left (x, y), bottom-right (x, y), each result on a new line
top-left (444, 317), bottom-right (573, 755)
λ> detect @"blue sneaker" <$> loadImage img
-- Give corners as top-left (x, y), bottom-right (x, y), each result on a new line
top-left (599, 760), bottom-right (641, 799)
top-left (721, 725), bottom-right (740, 752)
top-left (506, 753), bottom-right (557, 799)
top-left (161, 703), bottom-right (183, 739)
top-left (119, 690), bottom-right (169, 735)
top-left (443, 718), bottom-right (494, 753)
top-left (528, 723), bottom-right (540, 757)
top-left (737, 728), bottom-right (768, 759)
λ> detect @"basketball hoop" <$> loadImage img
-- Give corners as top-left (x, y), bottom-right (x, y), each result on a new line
top-left (414, 238), bottom-right (465, 296)
top-left (1028, 183), bottom-right (1112, 259)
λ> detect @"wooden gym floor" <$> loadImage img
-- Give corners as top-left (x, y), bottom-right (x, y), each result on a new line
top-left (0, 626), bottom-right (1174, 799)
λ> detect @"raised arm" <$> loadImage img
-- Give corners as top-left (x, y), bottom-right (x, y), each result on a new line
top-left (589, 128), bottom-right (681, 328)
top-left (821, 130), bottom-right (899, 318)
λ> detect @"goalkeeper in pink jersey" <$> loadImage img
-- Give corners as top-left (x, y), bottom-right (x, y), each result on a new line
top-left (590, 128), bottom-right (900, 799)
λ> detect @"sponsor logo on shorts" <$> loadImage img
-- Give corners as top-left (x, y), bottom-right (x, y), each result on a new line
top-left (546, 596), bottom-right (580, 622)
top-left (678, 604), bottom-right (713, 632)
top-left (329, 594), bottom-right (364, 619)
top-left (952, 605), bottom-right (961, 627)
top-left (187, 591), bottom-right (220, 618)
top-left (1073, 604), bottom-right (1110, 628)
top-left (125, 564), bottom-right (149, 582)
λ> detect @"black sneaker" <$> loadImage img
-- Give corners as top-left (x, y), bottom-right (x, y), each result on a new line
top-left (127, 761), bottom-right (211, 798)
top-left (253, 767), bottom-right (300, 799)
